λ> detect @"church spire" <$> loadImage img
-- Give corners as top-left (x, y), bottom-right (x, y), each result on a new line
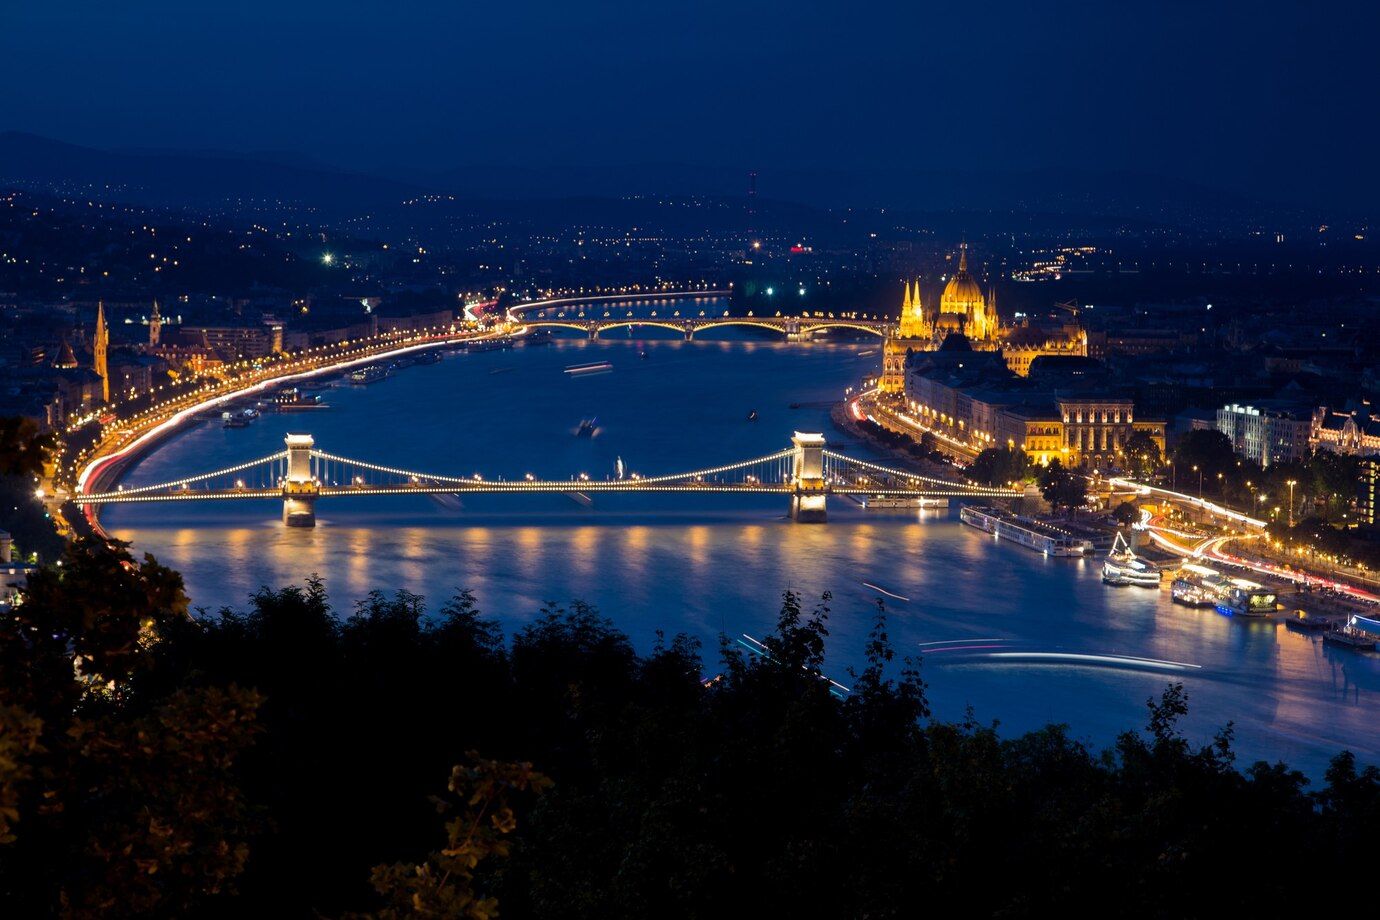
top-left (902, 280), bottom-right (912, 314)
top-left (94, 301), bottom-right (109, 402)
top-left (957, 240), bottom-right (969, 273)
top-left (149, 298), bottom-right (162, 346)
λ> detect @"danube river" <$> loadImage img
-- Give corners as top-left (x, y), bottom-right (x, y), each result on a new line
top-left (104, 326), bottom-right (1380, 774)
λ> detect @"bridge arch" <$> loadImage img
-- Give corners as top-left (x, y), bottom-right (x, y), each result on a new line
top-left (799, 322), bottom-right (891, 338)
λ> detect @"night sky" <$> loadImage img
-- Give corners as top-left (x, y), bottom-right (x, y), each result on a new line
top-left (4, 1), bottom-right (1376, 209)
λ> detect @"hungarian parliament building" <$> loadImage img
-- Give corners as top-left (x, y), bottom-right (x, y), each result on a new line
top-left (879, 243), bottom-right (1088, 393)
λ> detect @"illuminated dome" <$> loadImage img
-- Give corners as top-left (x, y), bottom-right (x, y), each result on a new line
top-left (939, 244), bottom-right (985, 317)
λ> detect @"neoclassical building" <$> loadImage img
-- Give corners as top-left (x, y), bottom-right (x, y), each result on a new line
top-left (878, 244), bottom-right (1087, 393)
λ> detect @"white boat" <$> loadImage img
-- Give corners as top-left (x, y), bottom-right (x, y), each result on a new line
top-left (960, 505), bottom-right (1093, 557)
top-left (1102, 532), bottom-right (1160, 587)
top-left (866, 496), bottom-right (949, 510)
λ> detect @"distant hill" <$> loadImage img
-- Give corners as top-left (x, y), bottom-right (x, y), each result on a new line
top-left (410, 160), bottom-right (1314, 226)
top-left (0, 131), bottom-right (430, 215)
top-left (0, 131), bottom-right (1335, 230)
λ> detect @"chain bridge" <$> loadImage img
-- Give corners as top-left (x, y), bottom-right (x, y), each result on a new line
top-left (76, 433), bottom-right (1020, 527)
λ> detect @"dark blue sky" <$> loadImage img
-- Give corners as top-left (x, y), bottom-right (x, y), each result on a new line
top-left (4, 1), bottom-right (1375, 208)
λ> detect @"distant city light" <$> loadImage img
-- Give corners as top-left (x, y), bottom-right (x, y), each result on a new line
top-left (322, 252), bottom-right (335, 266)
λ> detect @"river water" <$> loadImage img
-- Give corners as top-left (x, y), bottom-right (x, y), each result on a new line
top-left (104, 316), bottom-right (1380, 775)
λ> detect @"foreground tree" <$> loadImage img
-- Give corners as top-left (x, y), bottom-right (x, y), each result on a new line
top-left (0, 538), bottom-right (261, 918)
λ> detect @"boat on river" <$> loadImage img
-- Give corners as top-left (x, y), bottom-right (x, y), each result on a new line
top-left (272, 387), bottom-right (326, 411)
top-left (576, 418), bottom-right (597, 438)
top-left (349, 365), bottom-right (390, 385)
top-left (1284, 609), bottom-right (1334, 632)
top-left (1213, 578), bottom-right (1278, 617)
top-left (466, 338), bottom-right (512, 353)
top-left (1171, 563), bottom-right (1227, 607)
top-left (1324, 619), bottom-right (1378, 651)
top-left (960, 505), bottom-right (1093, 557)
top-left (1102, 532), bottom-right (1160, 587)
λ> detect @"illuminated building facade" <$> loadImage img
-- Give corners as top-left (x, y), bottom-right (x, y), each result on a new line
top-left (881, 245), bottom-right (1087, 395)
top-left (903, 346), bottom-right (1164, 470)
top-left (1359, 458), bottom-right (1378, 526)
top-left (1216, 402), bottom-right (1312, 468)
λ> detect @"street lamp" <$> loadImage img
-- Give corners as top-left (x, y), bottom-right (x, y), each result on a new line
top-left (1192, 464), bottom-right (1202, 498)
top-left (1287, 479), bottom-right (1297, 528)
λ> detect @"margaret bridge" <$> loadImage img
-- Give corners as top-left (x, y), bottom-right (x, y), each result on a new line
top-left (76, 433), bottom-right (1020, 527)
top-left (509, 305), bottom-right (894, 341)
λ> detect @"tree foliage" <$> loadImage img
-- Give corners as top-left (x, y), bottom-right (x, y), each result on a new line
top-left (4, 555), bottom-right (1380, 917)
top-left (1123, 430), bottom-right (1162, 479)
top-left (0, 538), bottom-right (262, 918)
top-left (969, 446), bottom-right (1030, 487)
top-left (1039, 458), bottom-right (1088, 511)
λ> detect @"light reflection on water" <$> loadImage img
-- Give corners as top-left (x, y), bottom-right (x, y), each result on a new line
top-left (105, 329), bottom-right (1380, 775)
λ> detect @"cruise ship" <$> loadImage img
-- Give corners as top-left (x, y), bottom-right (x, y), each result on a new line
top-left (1102, 532), bottom-right (1161, 587)
top-left (960, 506), bottom-right (1094, 557)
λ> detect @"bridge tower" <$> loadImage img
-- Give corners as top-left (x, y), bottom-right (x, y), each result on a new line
top-left (282, 433), bottom-right (319, 527)
top-left (789, 431), bottom-right (828, 522)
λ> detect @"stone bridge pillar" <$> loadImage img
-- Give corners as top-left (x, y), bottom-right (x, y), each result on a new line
top-left (789, 431), bottom-right (828, 522)
top-left (684, 322), bottom-right (695, 341)
top-left (589, 325), bottom-right (600, 340)
top-left (785, 318), bottom-right (807, 341)
top-left (282, 433), bottom-right (318, 527)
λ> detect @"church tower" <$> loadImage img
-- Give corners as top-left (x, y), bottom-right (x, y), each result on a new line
top-left (149, 299), bottom-right (162, 346)
top-left (94, 301), bottom-right (109, 403)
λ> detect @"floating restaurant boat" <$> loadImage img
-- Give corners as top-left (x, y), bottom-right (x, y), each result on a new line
top-left (564, 360), bottom-right (613, 376)
top-left (348, 364), bottom-right (390, 385)
top-left (1171, 563), bottom-right (1228, 607)
top-left (1102, 532), bottom-right (1161, 587)
top-left (960, 505), bottom-right (1093, 557)
top-left (1213, 578), bottom-right (1278, 617)
top-left (221, 411), bottom-right (250, 429)
top-left (414, 349), bottom-right (443, 365)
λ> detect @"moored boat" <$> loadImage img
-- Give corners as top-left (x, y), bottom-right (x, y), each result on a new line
top-left (1284, 609), bottom-right (1334, 632)
top-left (1171, 563), bottom-right (1226, 607)
top-left (348, 364), bottom-right (390, 385)
top-left (1102, 532), bottom-right (1160, 587)
top-left (960, 505), bottom-right (1093, 557)
top-left (1323, 620), bottom-right (1378, 651)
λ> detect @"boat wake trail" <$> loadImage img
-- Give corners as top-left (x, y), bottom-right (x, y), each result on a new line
top-left (862, 582), bottom-right (910, 602)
